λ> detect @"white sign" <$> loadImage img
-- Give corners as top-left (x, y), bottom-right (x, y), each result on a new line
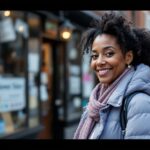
top-left (73, 97), bottom-right (81, 108)
top-left (41, 72), bottom-right (48, 84)
top-left (0, 18), bottom-right (16, 43)
top-left (0, 77), bottom-right (25, 112)
top-left (40, 85), bottom-right (48, 101)
top-left (15, 19), bottom-right (29, 38)
top-left (69, 76), bottom-right (80, 94)
top-left (28, 53), bottom-right (40, 73)
top-left (69, 48), bottom-right (77, 60)
top-left (69, 65), bottom-right (80, 75)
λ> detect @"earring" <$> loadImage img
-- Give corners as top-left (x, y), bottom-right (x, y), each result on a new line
top-left (128, 64), bottom-right (131, 68)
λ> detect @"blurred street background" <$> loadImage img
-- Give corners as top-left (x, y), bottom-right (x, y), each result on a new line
top-left (0, 10), bottom-right (149, 139)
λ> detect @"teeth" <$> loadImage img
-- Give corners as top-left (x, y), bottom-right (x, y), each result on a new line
top-left (98, 69), bottom-right (110, 76)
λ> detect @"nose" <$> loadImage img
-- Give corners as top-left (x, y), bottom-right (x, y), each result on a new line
top-left (96, 55), bottom-right (106, 65)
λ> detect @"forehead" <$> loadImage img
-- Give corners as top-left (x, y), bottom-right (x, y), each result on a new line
top-left (92, 34), bottom-right (119, 49)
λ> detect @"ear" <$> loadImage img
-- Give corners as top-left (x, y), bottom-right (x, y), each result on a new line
top-left (125, 50), bottom-right (133, 65)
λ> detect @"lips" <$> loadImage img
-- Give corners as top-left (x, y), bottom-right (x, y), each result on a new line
top-left (98, 68), bottom-right (112, 76)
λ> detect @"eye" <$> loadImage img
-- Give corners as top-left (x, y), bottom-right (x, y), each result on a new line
top-left (105, 52), bottom-right (115, 57)
top-left (91, 54), bottom-right (98, 60)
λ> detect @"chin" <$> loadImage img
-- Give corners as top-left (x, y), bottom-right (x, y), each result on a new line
top-left (98, 78), bottom-right (112, 85)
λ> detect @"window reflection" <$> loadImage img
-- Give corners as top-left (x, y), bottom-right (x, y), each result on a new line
top-left (0, 11), bottom-right (42, 137)
top-left (0, 11), bottom-right (26, 137)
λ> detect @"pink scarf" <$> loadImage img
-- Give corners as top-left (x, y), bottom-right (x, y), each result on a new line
top-left (73, 67), bottom-right (133, 139)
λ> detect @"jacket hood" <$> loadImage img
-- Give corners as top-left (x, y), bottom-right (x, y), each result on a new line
top-left (126, 63), bottom-right (150, 96)
top-left (107, 64), bottom-right (150, 107)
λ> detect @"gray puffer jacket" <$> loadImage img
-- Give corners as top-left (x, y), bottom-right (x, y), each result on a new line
top-left (82, 63), bottom-right (150, 139)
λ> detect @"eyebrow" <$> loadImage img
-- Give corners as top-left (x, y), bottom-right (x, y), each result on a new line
top-left (91, 50), bottom-right (97, 53)
top-left (92, 46), bottom-right (116, 53)
top-left (103, 46), bottom-right (116, 50)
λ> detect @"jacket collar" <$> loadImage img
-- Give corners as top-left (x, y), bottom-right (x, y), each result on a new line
top-left (107, 69), bottom-right (135, 107)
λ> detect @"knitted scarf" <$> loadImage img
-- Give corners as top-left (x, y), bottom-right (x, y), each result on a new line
top-left (73, 67), bottom-right (133, 139)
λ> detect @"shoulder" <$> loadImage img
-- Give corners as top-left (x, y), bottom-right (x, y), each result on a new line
top-left (125, 92), bottom-right (150, 138)
top-left (129, 92), bottom-right (150, 105)
top-left (128, 92), bottom-right (150, 117)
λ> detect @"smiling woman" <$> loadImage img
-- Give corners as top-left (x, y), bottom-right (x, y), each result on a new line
top-left (73, 12), bottom-right (150, 139)
top-left (90, 34), bottom-right (133, 85)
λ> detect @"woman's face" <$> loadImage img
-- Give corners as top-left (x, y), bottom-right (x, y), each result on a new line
top-left (91, 34), bottom-right (132, 85)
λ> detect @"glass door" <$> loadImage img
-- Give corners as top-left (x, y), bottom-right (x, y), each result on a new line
top-left (0, 11), bottom-right (27, 137)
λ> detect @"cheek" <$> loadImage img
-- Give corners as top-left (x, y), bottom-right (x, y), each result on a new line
top-left (112, 59), bottom-right (127, 75)
top-left (90, 61), bottom-right (96, 70)
top-left (110, 55), bottom-right (126, 67)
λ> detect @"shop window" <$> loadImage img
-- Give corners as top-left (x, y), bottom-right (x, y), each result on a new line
top-left (62, 30), bottom-right (95, 139)
top-left (27, 13), bottom-right (41, 128)
top-left (0, 11), bottom-right (27, 137)
top-left (0, 11), bottom-right (42, 138)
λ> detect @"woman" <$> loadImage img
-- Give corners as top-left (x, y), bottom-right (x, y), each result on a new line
top-left (73, 12), bottom-right (150, 139)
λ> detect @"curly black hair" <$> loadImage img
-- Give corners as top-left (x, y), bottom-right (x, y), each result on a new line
top-left (132, 27), bottom-right (150, 67)
top-left (80, 12), bottom-right (150, 67)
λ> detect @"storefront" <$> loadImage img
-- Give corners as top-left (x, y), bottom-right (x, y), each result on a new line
top-left (0, 11), bottom-right (43, 139)
top-left (46, 11), bottom-right (98, 139)
top-left (0, 10), bottom-right (99, 139)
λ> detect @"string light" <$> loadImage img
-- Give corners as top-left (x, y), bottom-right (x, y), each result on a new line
top-left (60, 20), bottom-right (75, 40)
top-left (4, 11), bottom-right (11, 17)
top-left (61, 30), bottom-right (71, 40)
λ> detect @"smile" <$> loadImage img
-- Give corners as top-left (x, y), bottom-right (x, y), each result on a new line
top-left (98, 68), bottom-right (112, 76)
